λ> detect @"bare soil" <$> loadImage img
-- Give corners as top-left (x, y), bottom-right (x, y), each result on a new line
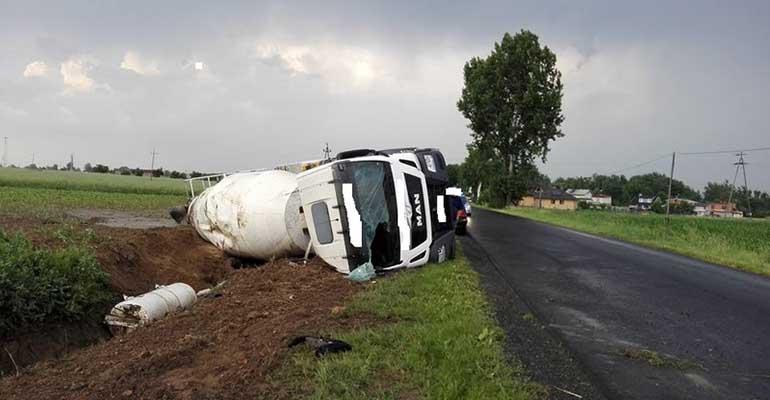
top-left (1, 212), bottom-right (365, 398)
top-left (0, 213), bottom-right (232, 376)
top-left (66, 209), bottom-right (180, 230)
top-left (0, 259), bottom-right (361, 400)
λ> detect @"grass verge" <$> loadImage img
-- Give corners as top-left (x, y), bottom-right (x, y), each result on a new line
top-left (486, 206), bottom-right (770, 276)
top-left (280, 249), bottom-right (544, 400)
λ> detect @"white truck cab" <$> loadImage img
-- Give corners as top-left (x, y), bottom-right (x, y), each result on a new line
top-left (297, 152), bottom-right (433, 274)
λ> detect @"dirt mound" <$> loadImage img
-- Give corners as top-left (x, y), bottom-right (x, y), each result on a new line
top-left (0, 214), bottom-right (231, 375)
top-left (93, 224), bottom-right (230, 295)
top-left (0, 258), bottom-right (362, 400)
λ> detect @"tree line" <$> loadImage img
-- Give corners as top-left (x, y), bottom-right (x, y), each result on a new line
top-left (18, 162), bottom-right (207, 180)
top-left (448, 165), bottom-right (770, 218)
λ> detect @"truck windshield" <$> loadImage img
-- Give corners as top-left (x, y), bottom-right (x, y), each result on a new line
top-left (349, 162), bottom-right (400, 268)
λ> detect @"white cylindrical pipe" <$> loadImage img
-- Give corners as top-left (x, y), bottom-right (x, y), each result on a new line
top-left (105, 283), bottom-right (197, 334)
top-left (188, 170), bottom-right (310, 259)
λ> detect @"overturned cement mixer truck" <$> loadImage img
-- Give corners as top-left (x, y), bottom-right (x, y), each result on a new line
top-left (180, 148), bottom-right (457, 275)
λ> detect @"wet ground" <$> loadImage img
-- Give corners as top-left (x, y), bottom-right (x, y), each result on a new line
top-left (467, 208), bottom-right (770, 400)
top-left (66, 209), bottom-right (179, 229)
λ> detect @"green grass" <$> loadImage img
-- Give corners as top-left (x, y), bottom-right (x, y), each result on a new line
top-left (281, 250), bottom-right (544, 400)
top-left (0, 168), bottom-right (188, 216)
top-left (0, 229), bottom-right (112, 337)
top-left (0, 186), bottom-right (186, 217)
top-left (489, 207), bottom-right (770, 276)
top-left (0, 167), bottom-right (188, 195)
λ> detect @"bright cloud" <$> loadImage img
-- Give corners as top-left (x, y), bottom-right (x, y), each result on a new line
top-left (60, 57), bottom-right (97, 92)
top-left (120, 51), bottom-right (160, 75)
top-left (23, 61), bottom-right (48, 77)
top-left (254, 41), bottom-right (383, 89)
top-left (255, 43), bottom-right (310, 75)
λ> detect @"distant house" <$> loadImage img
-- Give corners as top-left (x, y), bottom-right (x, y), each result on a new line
top-left (630, 194), bottom-right (657, 212)
top-left (670, 197), bottom-right (697, 206)
top-left (520, 189), bottom-right (578, 210)
top-left (566, 189), bottom-right (612, 207)
top-left (707, 202), bottom-right (743, 218)
top-left (591, 194), bottom-right (613, 206)
top-left (566, 189), bottom-right (592, 202)
top-left (668, 197), bottom-right (700, 215)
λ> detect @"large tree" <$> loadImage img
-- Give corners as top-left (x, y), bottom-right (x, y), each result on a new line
top-left (460, 144), bottom-right (502, 201)
top-left (457, 30), bottom-right (564, 206)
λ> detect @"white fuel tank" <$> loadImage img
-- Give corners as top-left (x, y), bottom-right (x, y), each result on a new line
top-left (188, 170), bottom-right (310, 259)
top-left (105, 283), bottom-right (197, 334)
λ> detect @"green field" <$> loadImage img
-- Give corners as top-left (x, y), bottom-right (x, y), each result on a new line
top-left (281, 250), bottom-right (544, 400)
top-left (0, 167), bottom-right (188, 216)
top-left (492, 207), bottom-right (770, 276)
top-left (0, 167), bottom-right (188, 195)
top-left (0, 186), bottom-right (185, 217)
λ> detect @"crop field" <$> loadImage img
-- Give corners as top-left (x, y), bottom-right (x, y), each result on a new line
top-left (495, 207), bottom-right (770, 276)
top-left (0, 167), bottom-right (188, 216)
top-left (0, 167), bottom-right (188, 195)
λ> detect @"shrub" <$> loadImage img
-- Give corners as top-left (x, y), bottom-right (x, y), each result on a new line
top-left (0, 231), bottom-right (112, 337)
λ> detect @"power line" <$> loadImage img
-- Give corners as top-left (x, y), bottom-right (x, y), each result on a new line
top-left (562, 144), bottom-right (770, 177)
top-left (679, 146), bottom-right (770, 155)
top-left (606, 153), bottom-right (672, 175)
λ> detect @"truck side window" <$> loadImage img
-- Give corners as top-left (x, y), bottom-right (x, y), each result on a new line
top-left (311, 202), bottom-right (333, 244)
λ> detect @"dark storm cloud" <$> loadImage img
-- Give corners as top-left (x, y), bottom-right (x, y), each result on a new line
top-left (1, 1), bottom-right (768, 190)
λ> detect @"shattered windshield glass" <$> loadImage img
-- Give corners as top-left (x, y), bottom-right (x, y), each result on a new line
top-left (350, 162), bottom-right (400, 268)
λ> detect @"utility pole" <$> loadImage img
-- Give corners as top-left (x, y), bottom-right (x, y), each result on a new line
top-left (665, 152), bottom-right (676, 221)
top-left (322, 143), bottom-right (332, 161)
top-left (1, 136), bottom-right (7, 167)
top-left (69, 154), bottom-right (74, 171)
top-left (150, 148), bottom-right (159, 180)
top-left (537, 187), bottom-right (544, 209)
top-left (728, 152), bottom-right (752, 217)
top-left (741, 155), bottom-right (752, 217)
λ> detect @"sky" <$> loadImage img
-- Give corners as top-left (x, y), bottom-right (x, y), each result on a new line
top-left (1, 0), bottom-right (769, 191)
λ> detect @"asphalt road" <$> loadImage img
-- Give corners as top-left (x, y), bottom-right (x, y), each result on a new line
top-left (466, 208), bottom-right (770, 400)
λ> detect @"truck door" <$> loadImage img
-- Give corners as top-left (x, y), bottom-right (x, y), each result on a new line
top-left (399, 165), bottom-right (432, 267)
